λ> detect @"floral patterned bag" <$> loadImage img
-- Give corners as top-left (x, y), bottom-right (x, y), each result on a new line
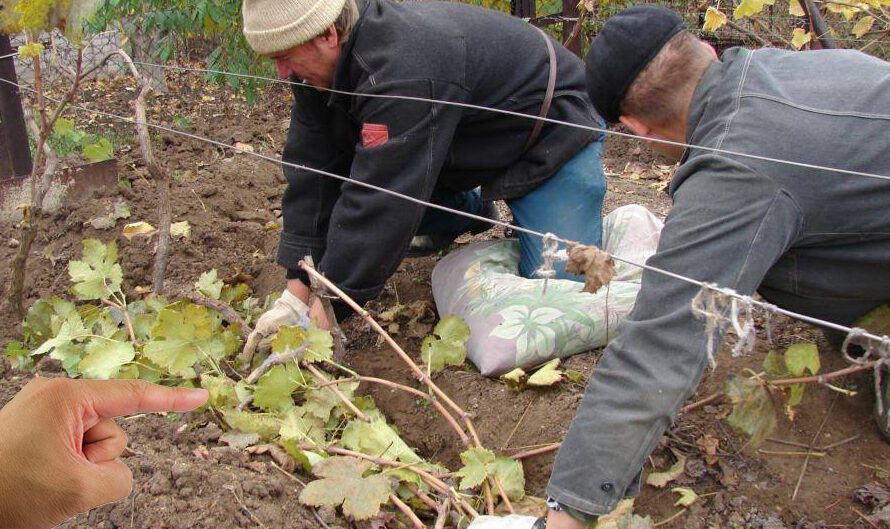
top-left (431, 205), bottom-right (664, 376)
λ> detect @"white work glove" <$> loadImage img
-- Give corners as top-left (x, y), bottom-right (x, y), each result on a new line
top-left (468, 515), bottom-right (541, 529)
top-left (241, 289), bottom-right (309, 363)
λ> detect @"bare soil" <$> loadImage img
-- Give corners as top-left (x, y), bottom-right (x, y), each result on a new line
top-left (1, 70), bottom-right (887, 529)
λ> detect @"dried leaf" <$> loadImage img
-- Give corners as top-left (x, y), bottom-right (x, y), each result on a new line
top-left (566, 245), bottom-right (615, 294)
top-left (170, 221), bottom-right (191, 239)
top-left (594, 499), bottom-right (636, 529)
top-left (501, 368), bottom-right (527, 391)
top-left (702, 6), bottom-right (727, 31)
top-left (645, 455), bottom-right (686, 488)
top-left (696, 434), bottom-right (720, 466)
top-left (122, 221), bottom-right (157, 240)
top-left (527, 359), bottom-right (563, 387)
top-left (220, 431), bottom-right (261, 450)
top-left (725, 376), bottom-right (776, 447)
top-left (852, 15), bottom-right (876, 38)
top-left (672, 487), bottom-right (698, 507)
top-left (789, 0), bottom-right (805, 16)
top-left (791, 28), bottom-right (813, 49)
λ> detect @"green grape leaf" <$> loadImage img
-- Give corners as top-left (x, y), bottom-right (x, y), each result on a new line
top-left (68, 239), bottom-right (123, 300)
top-left (221, 283), bottom-right (250, 304)
top-left (253, 363), bottom-right (303, 412)
top-left (762, 350), bottom-right (786, 377)
top-left (420, 315), bottom-right (470, 372)
top-left (305, 324), bottom-right (334, 363)
top-left (456, 447), bottom-right (496, 490)
top-left (725, 376), bottom-right (776, 447)
top-left (279, 406), bottom-right (327, 446)
top-left (23, 297), bottom-right (76, 345)
top-left (304, 382), bottom-right (358, 422)
top-left (115, 364), bottom-right (140, 380)
top-left (78, 339), bottom-right (135, 379)
top-left (32, 312), bottom-right (87, 358)
top-left (222, 409), bottom-right (281, 440)
top-left (281, 439), bottom-right (326, 472)
top-left (436, 314), bottom-right (471, 343)
top-left (785, 383), bottom-right (806, 419)
top-left (420, 336), bottom-right (465, 372)
top-left (4, 341), bottom-right (33, 371)
top-left (672, 487), bottom-right (698, 507)
top-left (501, 368), bottom-right (527, 391)
top-left (645, 455), bottom-right (686, 488)
top-left (83, 138), bottom-right (113, 162)
top-left (784, 343), bottom-right (820, 377)
top-left (565, 369), bottom-right (586, 384)
top-left (195, 269), bottom-right (224, 300)
top-left (54, 117), bottom-right (76, 136)
top-left (341, 419), bottom-right (422, 464)
top-left (491, 456), bottom-right (526, 501)
top-left (527, 359), bottom-right (563, 387)
top-left (143, 304), bottom-right (238, 377)
top-left (272, 324), bottom-right (333, 364)
top-left (201, 374), bottom-right (240, 408)
top-left (299, 457), bottom-right (394, 520)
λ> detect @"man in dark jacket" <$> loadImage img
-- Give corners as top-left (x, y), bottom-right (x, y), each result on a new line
top-left (472, 5), bottom-right (890, 529)
top-left (240, 0), bottom-right (606, 351)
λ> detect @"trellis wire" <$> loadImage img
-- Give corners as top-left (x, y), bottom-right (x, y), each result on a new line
top-left (130, 60), bottom-right (890, 184)
top-left (3, 67), bottom-right (888, 372)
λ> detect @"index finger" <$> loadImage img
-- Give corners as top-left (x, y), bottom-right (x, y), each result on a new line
top-left (79, 380), bottom-right (209, 418)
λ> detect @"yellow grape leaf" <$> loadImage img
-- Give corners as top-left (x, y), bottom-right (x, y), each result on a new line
top-left (122, 221), bottom-right (157, 240)
top-left (703, 7), bottom-right (728, 31)
top-left (299, 457), bottom-right (394, 520)
top-left (789, 0), bottom-right (805, 16)
top-left (853, 15), bottom-right (876, 37)
top-left (791, 28), bottom-right (813, 49)
top-left (672, 487), bottom-right (699, 507)
top-left (645, 455), bottom-right (686, 488)
top-left (734, 0), bottom-right (774, 19)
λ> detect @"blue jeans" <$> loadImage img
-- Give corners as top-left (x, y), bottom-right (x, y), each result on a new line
top-left (417, 140), bottom-right (607, 281)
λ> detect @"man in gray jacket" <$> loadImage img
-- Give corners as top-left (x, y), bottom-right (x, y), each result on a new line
top-left (475, 5), bottom-right (890, 529)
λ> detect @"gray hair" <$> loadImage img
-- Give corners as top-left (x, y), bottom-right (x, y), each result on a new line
top-left (334, 0), bottom-right (360, 43)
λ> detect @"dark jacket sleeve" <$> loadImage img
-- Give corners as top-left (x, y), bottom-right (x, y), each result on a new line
top-left (547, 156), bottom-right (803, 516)
top-left (317, 79), bottom-right (469, 307)
top-left (277, 87), bottom-right (352, 280)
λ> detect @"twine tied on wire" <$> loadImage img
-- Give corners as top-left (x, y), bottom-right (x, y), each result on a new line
top-left (535, 233), bottom-right (568, 295)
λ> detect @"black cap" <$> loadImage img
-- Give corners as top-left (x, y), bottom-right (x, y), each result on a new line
top-left (585, 4), bottom-right (686, 123)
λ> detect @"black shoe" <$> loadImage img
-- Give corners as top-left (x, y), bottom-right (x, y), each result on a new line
top-left (407, 201), bottom-right (499, 257)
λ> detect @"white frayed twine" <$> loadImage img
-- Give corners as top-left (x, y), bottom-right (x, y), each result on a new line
top-left (841, 328), bottom-right (870, 365)
top-left (536, 233), bottom-right (566, 295)
top-left (873, 337), bottom-right (890, 418)
top-left (730, 296), bottom-right (757, 358)
top-left (691, 283), bottom-right (732, 369)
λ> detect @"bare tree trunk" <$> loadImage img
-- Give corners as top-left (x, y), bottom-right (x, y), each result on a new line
top-left (124, 18), bottom-right (168, 94)
top-left (117, 49), bottom-right (172, 295)
top-left (6, 46), bottom-right (81, 318)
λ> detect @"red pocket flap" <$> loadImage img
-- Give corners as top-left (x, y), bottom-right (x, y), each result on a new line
top-left (362, 123), bottom-right (389, 148)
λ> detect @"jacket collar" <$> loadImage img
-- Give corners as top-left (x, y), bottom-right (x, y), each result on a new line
top-left (328, 0), bottom-right (372, 108)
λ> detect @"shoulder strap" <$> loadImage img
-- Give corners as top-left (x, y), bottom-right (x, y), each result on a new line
top-left (524, 27), bottom-right (559, 152)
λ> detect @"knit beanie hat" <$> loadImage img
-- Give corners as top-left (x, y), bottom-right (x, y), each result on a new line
top-left (242, 0), bottom-right (347, 55)
top-left (585, 4), bottom-right (685, 123)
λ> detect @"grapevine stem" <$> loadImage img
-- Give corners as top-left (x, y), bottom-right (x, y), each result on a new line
top-left (246, 343), bottom-right (308, 384)
top-left (771, 361), bottom-right (878, 386)
top-left (302, 362), bottom-right (370, 422)
top-left (300, 261), bottom-right (513, 510)
top-left (390, 494), bottom-right (426, 529)
top-left (101, 298), bottom-right (138, 346)
top-left (321, 376), bottom-right (471, 446)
